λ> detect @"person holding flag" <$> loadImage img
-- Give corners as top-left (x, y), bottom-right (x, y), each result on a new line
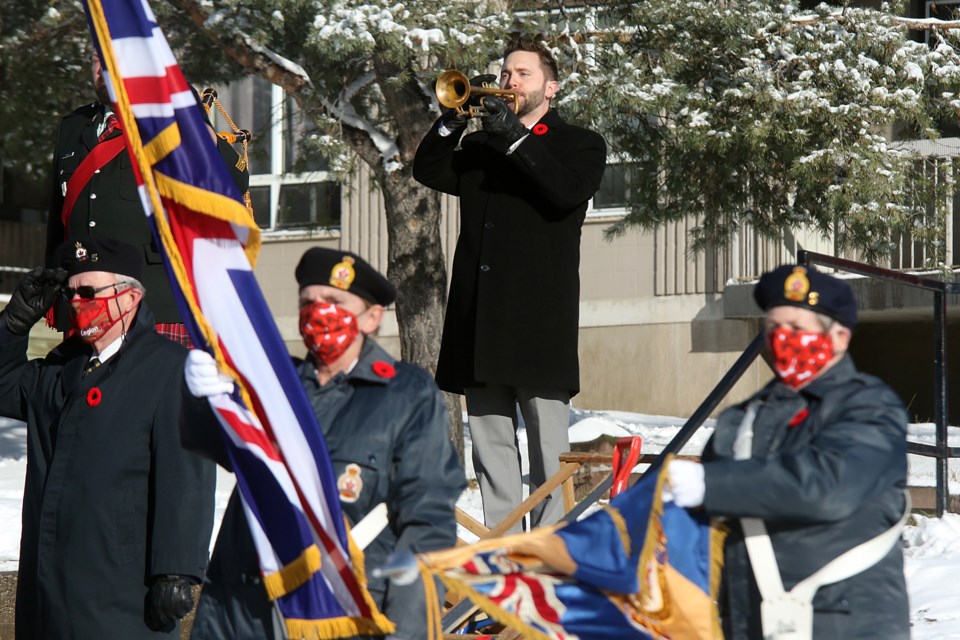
top-left (666, 264), bottom-right (910, 639)
top-left (183, 247), bottom-right (466, 639)
top-left (77, 0), bottom-right (456, 635)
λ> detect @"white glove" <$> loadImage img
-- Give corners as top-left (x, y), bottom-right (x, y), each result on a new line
top-left (665, 459), bottom-right (706, 508)
top-left (184, 349), bottom-right (234, 398)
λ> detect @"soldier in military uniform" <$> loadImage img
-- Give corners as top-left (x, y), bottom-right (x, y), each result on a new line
top-left (183, 248), bottom-right (466, 640)
top-left (46, 52), bottom-right (249, 344)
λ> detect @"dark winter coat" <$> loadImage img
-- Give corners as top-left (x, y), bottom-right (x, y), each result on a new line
top-left (702, 355), bottom-right (909, 639)
top-left (0, 304), bottom-right (216, 640)
top-left (46, 102), bottom-right (249, 324)
top-left (413, 109), bottom-right (606, 396)
top-left (186, 338), bottom-right (466, 640)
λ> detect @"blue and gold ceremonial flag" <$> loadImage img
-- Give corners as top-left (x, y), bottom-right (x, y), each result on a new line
top-left (420, 460), bottom-right (723, 639)
top-left (79, 0), bottom-right (394, 637)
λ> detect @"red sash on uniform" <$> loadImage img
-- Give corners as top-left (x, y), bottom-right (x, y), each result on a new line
top-left (47, 135), bottom-right (126, 331)
top-left (60, 136), bottom-right (126, 230)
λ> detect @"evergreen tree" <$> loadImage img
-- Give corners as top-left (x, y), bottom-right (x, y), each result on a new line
top-left (561, 0), bottom-right (960, 264)
top-left (6, 0), bottom-right (960, 452)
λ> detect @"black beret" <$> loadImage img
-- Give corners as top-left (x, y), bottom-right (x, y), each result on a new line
top-left (754, 264), bottom-right (857, 328)
top-left (56, 238), bottom-right (143, 281)
top-left (295, 248), bottom-right (396, 306)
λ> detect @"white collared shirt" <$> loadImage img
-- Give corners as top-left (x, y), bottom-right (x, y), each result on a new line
top-left (91, 335), bottom-right (123, 365)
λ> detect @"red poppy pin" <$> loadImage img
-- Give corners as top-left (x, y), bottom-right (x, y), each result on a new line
top-left (788, 408), bottom-right (809, 428)
top-left (371, 361), bottom-right (396, 379)
top-left (532, 123), bottom-right (549, 136)
top-left (86, 387), bottom-right (102, 407)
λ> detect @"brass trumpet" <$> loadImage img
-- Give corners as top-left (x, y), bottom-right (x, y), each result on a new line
top-left (435, 69), bottom-right (518, 118)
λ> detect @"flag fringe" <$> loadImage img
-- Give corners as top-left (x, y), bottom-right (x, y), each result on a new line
top-left (263, 544), bottom-right (322, 600)
top-left (638, 455), bottom-right (671, 603)
top-left (601, 504), bottom-right (631, 557)
top-left (143, 121), bottom-right (180, 165)
top-left (344, 521), bottom-right (397, 635)
top-left (419, 561), bottom-right (442, 640)
top-left (709, 520), bottom-right (729, 640)
top-left (284, 615), bottom-right (396, 640)
top-left (153, 172), bottom-right (261, 266)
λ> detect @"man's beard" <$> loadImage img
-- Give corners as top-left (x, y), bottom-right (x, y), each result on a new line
top-left (515, 84), bottom-right (546, 117)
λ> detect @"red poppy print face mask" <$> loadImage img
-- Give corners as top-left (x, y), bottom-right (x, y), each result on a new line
top-left (299, 302), bottom-right (360, 366)
top-left (767, 327), bottom-right (834, 389)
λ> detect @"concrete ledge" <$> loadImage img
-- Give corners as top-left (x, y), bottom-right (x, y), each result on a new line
top-left (724, 274), bottom-right (960, 323)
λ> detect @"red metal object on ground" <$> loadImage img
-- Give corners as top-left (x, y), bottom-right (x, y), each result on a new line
top-left (610, 436), bottom-right (642, 498)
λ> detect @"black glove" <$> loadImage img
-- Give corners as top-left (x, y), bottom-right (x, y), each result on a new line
top-left (480, 96), bottom-right (528, 147)
top-left (144, 575), bottom-right (196, 632)
top-left (440, 107), bottom-right (468, 131)
top-left (2, 266), bottom-right (67, 336)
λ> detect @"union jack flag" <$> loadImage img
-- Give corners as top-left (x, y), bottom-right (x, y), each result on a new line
top-left (422, 463), bottom-right (721, 640)
top-left (80, 0), bottom-right (393, 637)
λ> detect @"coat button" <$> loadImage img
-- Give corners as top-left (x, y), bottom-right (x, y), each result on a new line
top-left (90, 193), bottom-right (97, 199)
top-left (480, 264), bottom-right (490, 272)
top-left (89, 221), bottom-right (96, 228)
top-left (484, 221), bottom-right (494, 230)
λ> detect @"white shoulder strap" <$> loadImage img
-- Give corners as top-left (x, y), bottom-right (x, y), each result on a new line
top-left (789, 492), bottom-right (910, 601)
top-left (351, 502), bottom-right (390, 550)
top-left (732, 401), bottom-right (910, 639)
top-left (742, 495), bottom-right (909, 640)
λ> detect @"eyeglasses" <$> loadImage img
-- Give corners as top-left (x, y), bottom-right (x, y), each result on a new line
top-left (61, 282), bottom-right (126, 300)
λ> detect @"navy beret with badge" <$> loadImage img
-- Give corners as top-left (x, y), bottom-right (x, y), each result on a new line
top-left (295, 248), bottom-right (396, 306)
top-left (754, 264), bottom-right (858, 329)
top-left (56, 237), bottom-right (143, 281)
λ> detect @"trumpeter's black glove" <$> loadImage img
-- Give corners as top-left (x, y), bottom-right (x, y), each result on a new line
top-left (144, 575), bottom-right (196, 632)
top-left (1, 267), bottom-right (67, 335)
top-left (440, 107), bottom-right (468, 131)
top-left (480, 96), bottom-right (528, 147)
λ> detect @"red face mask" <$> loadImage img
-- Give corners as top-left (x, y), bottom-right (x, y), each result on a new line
top-left (768, 327), bottom-right (835, 389)
top-left (69, 290), bottom-right (133, 344)
top-left (299, 302), bottom-right (360, 366)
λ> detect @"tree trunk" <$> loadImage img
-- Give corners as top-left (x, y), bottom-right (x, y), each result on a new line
top-left (375, 166), bottom-right (464, 462)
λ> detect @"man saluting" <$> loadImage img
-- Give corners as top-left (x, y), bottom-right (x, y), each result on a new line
top-left (0, 237), bottom-right (216, 639)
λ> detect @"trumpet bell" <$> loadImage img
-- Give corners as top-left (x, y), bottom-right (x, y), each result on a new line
top-left (434, 69), bottom-right (518, 117)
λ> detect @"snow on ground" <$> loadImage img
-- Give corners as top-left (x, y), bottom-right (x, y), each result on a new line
top-left (3, 411), bottom-right (960, 635)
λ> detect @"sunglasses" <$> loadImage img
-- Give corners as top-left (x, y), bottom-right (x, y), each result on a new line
top-left (61, 282), bottom-right (126, 300)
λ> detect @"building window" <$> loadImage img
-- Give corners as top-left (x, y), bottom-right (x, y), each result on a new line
top-left (588, 162), bottom-right (632, 216)
top-left (213, 76), bottom-right (341, 233)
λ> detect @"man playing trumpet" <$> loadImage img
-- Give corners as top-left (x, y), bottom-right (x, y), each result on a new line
top-left (414, 33), bottom-right (607, 533)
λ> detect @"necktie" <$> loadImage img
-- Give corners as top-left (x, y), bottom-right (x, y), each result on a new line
top-left (83, 357), bottom-right (102, 377)
top-left (98, 114), bottom-right (120, 142)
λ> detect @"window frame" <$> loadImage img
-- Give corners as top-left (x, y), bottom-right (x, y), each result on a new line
top-left (214, 80), bottom-right (342, 237)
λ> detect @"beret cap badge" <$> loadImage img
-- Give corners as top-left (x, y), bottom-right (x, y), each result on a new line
top-left (74, 241), bottom-right (98, 263)
top-left (330, 256), bottom-right (357, 291)
top-left (755, 263), bottom-right (858, 328)
top-left (783, 266), bottom-right (810, 303)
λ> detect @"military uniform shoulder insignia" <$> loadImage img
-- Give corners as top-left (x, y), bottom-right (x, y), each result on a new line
top-left (338, 463), bottom-right (363, 503)
top-left (371, 360), bottom-right (396, 379)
